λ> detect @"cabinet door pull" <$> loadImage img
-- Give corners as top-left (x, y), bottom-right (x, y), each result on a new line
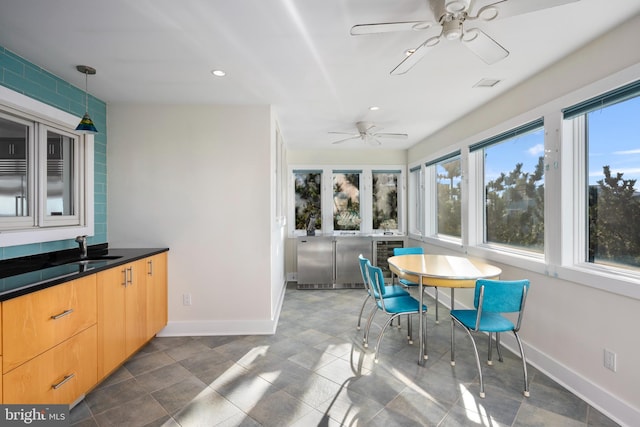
top-left (50, 309), bottom-right (74, 320)
top-left (127, 266), bottom-right (133, 285)
top-left (148, 260), bottom-right (153, 276)
top-left (51, 373), bottom-right (75, 390)
top-left (122, 268), bottom-right (128, 286)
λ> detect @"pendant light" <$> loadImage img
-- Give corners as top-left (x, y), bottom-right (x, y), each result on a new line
top-left (75, 65), bottom-right (98, 133)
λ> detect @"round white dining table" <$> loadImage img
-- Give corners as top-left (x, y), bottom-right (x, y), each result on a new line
top-left (387, 254), bottom-right (501, 365)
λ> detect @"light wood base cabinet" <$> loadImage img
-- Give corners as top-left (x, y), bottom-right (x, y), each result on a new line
top-left (2, 251), bottom-right (168, 403)
top-left (97, 255), bottom-right (168, 381)
top-left (146, 252), bottom-right (168, 339)
top-left (3, 325), bottom-right (97, 404)
top-left (2, 275), bottom-right (97, 374)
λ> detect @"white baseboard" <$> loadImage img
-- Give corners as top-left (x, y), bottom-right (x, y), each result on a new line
top-left (157, 318), bottom-right (277, 336)
top-left (158, 279), bottom-right (288, 337)
top-left (521, 340), bottom-right (637, 427)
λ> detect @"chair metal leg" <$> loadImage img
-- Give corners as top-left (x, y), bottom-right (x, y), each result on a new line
top-left (356, 294), bottom-right (371, 330)
top-left (487, 332), bottom-right (494, 365)
top-left (422, 311), bottom-right (428, 360)
top-left (374, 314), bottom-right (400, 363)
top-left (513, 331), bottom-right (530, 397)
top-left (407, 314), bottom-right (413, 344)
top-left (363, 304), bottom-right (378, 348)
top-left (452, 318), bottom-right (485, 398)
top-left (496, 332), bottom-right (504, 362)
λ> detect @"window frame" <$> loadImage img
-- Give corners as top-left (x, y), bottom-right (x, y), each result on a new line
top-left (470, 119), bottom-right (546, 255)
top-left (0, 85), bottom-right (94, 247)
top-left (288, 164), bottom-right (406, 237)
top-left (407, 165), bottom-right (423, 239)
top-left (428, 151), bottom-right (463, 241)
top-left (562, 82), bottom-right (640, 278)
top-left (371, 169), bottom-right (402, 233)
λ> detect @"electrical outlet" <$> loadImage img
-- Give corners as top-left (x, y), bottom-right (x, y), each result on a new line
top-left (183, 293), bottom-right (192, 306)
top-left (603, 349), bottom-right (616, 372)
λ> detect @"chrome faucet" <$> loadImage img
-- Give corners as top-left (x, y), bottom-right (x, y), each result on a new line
top-left (75, 235), bottom-right (88, 259)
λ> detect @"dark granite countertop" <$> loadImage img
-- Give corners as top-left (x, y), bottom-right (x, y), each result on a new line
top-left (0, 245), bottom-right (168, 302)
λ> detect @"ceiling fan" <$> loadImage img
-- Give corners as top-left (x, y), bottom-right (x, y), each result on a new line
top-left (329, 121), bottom-right (408, 145)
top-left (351, 0), bottom-right (580, 75)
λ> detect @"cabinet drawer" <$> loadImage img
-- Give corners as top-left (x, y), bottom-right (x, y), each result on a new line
top-left (3, 324), bottom-right (97, 405)
top-left (2, 275), bottom-right (97, 373)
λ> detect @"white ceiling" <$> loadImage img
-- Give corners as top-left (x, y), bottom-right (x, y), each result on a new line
top-left (1, 0), bottom-right (639, 150)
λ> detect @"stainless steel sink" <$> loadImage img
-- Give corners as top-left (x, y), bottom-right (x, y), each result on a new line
top-left (67, 255), bottom-right (123, 265)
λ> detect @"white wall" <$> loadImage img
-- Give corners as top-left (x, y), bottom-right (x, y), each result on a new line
top-left (408, 14), bottom-right (640, 426)
top-left (107, 104), bottom-right (285, 335)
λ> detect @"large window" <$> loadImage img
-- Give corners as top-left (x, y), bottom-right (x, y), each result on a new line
top-left (290, 166), bottom-right (405, 236)
top-left (372, 170), bottom-right (400, 231)
top-left (565, 81), bottom-right (640, 271)
top-left (0, 87), bottom-right (93, 246)
top-left (471, 120), bottom-right (545, 252)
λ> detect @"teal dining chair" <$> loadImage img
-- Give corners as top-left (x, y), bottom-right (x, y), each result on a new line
top-left (450, 278), bottom-right (530, 398)
top-left (392, 247), bottom-right (441, 322)
top-left (357, 254), bottom-right (409, 332)
top-left (365, 261), bottom-right (428, 362)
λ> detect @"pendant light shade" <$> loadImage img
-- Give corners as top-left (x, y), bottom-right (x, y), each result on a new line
top-left (75, 65), bottom-right (98, 134)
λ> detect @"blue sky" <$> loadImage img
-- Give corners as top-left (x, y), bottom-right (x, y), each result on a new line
top-left (484, 129), bottom-right (545, 183)
top-left (588, 96), bottom-right (640, 185)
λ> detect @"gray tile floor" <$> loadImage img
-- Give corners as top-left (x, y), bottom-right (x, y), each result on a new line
top-left (70, 284), bottom-right (620, 426)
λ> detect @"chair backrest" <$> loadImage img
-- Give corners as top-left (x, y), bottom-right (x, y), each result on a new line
top-left (358, 254), bottom-right (372, 291)
top-left (366, 262), bottom-right (386, 299)
top-left (393, 247), bottom-right (424, 256)
top-left (475, 279), bottom-right (530, 330)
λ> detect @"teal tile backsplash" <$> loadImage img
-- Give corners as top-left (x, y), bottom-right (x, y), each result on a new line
top-left (0, 45), bottom-right (108, 260)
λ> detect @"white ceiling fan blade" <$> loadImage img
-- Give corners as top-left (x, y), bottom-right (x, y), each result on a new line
top-left (474, 0), bottom-right (579, 20)
top-left (350, 21), bottom-right (434, 35)
top-left (390, 34), bottom-right (441, 75)
top-left (462, 28), bottom-right (508, 64)
top-left (331, 135), bottom-right (360, 144)
top-left (373, 133), bottom-right (408, 140)
top-left (328, 131), bottom-right (359, 136)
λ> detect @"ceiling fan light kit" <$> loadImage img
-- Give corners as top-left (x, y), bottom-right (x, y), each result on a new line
top-left (445, 0), bottom-right (470, 13)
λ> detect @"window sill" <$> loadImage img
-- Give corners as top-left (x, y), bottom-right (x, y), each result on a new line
top-left (0, 224), bottom-right (94, 248)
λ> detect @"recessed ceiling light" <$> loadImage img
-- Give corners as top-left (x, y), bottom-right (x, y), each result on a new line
top-left (473, 78), bottom-right (501, 88)
top-left (369, 106), bottom-right (380, 111)
top-left (211, 69), bottom-right (226, 77)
